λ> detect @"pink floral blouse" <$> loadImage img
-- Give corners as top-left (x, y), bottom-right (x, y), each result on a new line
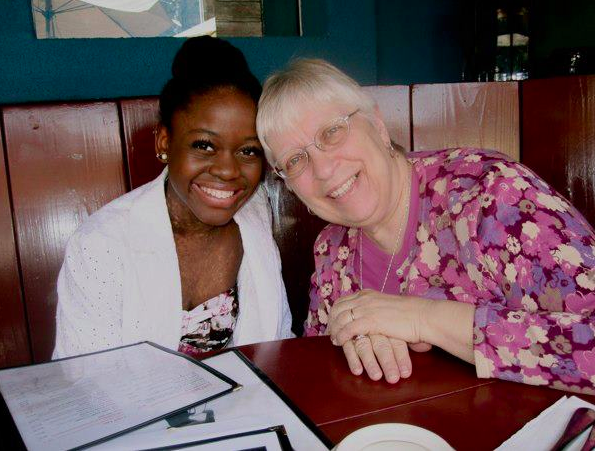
top-left (306, 148), bottom-right (595, 394)
top-left (178, 287), bottom-right (238, 358)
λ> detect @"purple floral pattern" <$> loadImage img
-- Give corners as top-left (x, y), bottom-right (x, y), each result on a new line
top-left (305, 148), bottom-right (595, 393)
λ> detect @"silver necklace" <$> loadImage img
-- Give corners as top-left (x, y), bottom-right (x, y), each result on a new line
top-left (359, 165), bottom-right (412, 293)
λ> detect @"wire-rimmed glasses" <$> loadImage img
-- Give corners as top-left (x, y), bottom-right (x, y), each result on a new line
top-left (273, 109), bottom-right (359, 179)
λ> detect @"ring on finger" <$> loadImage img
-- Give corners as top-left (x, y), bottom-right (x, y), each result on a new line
top-left (353, 334), bottom-right (367, 341)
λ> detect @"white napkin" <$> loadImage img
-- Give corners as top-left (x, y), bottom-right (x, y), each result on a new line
top-left (496, 396), bottom-right (595, 451)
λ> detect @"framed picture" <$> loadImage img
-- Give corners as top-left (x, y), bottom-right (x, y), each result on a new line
top-left (31, 0), bottom-right (217, 39)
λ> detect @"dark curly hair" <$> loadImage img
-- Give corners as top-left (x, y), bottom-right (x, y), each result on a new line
top-left (159, 36), bottom-right (262, 130)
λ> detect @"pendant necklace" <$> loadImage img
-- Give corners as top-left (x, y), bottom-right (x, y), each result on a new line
top-left (359, 165), bottom-right (412, 293)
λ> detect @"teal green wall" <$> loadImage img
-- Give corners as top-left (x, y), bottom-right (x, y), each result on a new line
top-left (0, 0), bottom-right (376, 104)
top-left (375, 0), bottom-right (465, 85)
top-left (1, 0), bottom-right (476, 105)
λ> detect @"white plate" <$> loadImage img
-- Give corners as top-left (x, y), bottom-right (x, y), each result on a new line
top-left (335, 423), bottom-right (454, 451)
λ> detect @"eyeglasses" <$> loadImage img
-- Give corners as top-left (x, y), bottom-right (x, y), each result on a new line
top-left (273, 109), bottom-right (359, 179)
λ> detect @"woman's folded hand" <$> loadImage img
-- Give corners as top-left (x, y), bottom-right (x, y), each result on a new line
top-left (328, 289), bottom-right (475, 365)
top-left (340, 335), bottom-right (433, 384)
top-left (327, 289), bottom-right (437, 383)
top-left (328, 289), bottom-right (431, 346)
top-left (342, 335), bottom-right (410, 384)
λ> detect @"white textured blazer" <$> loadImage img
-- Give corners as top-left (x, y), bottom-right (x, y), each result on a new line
top-left (53, 169), bottom-right (293, 359)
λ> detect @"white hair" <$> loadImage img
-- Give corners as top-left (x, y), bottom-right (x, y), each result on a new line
top-left (256, 58), bottom-right (376, 165)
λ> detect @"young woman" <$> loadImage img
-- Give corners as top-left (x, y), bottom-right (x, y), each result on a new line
top-left (53, 37), bottom-right (293, 359)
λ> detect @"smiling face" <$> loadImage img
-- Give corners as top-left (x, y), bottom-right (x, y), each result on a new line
top-left (157, 87), bottom-right (263, 228)
top-left (266, 102), bottom-right (401, 230)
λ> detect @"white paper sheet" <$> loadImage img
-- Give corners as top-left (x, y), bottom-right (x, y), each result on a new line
top-left (0, 343), bottom-right (235, 451)
top-left (90, 350), bottom-right (330, 450)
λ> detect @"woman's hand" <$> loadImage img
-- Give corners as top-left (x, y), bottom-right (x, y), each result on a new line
top-left (328, 289), bottom-right (430, 346)
top-left (328, 289), bottom-right (476, 364)
top-left (342, 335), bottom-right (413, 384)
top-left (342, 335), bottom-right (433, 383)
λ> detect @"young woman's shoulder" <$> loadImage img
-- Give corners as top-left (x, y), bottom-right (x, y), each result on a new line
top-left (73, 173), bottom-right (166, 244)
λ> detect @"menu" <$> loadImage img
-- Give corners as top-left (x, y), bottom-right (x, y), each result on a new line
top-left (89, 349), bottom-right (333, 450)
top-left (0, 342), bottom-right (238, 451)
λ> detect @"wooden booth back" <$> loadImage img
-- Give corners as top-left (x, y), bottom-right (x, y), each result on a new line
top-left (1, 76), bottom-right (594, 367)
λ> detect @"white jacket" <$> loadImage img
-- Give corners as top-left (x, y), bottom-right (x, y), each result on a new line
top-left (53, 169), bottom-right (293, 359)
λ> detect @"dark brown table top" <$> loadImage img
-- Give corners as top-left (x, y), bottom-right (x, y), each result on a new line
top-left (239, 336), bottom-right (595, 450)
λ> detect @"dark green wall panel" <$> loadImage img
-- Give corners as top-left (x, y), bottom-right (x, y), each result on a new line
top-left (0, 0), bottom-right (375, 104)
top-left (375, 0), bottom-right (466, 85)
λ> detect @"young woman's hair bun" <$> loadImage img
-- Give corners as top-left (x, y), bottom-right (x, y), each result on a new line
top-left (159, 36), bottom-right (262, 129)
top-left (171, 35), bottom-right (251, 81)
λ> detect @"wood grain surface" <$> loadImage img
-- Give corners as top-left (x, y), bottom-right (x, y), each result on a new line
top-left (3, 103), bottom-right (127, 361)
top-left (0, 134), bottom-right (30, 367)
top-left (522, 75), bottom-right (595, 227)
top-left (363, 85), bottom-right (411, 152)
top-left (120, 97), bottom-right (162, 189)
top-left (412, 82), bottom-right (520, 160)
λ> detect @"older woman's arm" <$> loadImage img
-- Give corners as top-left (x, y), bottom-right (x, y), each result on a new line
top-left (330, 152), bottom-right (595, 392)
top-left (328, 291), bottom-right (474, 363)
top-left (421, 299), bottom-right (475, 363)
top-left (469, 157), bottom-right (595, 391)
top-left (330, 269), bottom-right (595, 392)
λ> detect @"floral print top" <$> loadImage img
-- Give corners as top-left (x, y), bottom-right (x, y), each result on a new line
top-left (306, 148), bottom-right (595, 394)
top-left (178, 286), bottom-right (238, 358)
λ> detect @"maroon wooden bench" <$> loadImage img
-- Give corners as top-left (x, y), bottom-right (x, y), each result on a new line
top-left (1, 77), bottom-right (593, 367)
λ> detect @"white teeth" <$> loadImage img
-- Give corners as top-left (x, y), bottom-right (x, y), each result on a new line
top-left (329, 175), bottom-right (357, 199)
top-left (200, 186), bottom-right (235, 199)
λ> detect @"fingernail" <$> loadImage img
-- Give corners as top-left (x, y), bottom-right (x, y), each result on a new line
top-left (387, 373), bottom-right (399, 384)
top-left (353, 367), bottom-right (363, 375)
top-left (331, 338), bottom-right (338, 346)
top-left (401, 367), bottom-right (411, 377)
top-left (371, 371), bottom-right (382, 380)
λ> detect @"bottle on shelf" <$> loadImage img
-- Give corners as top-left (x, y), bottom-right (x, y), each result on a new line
top-left (493, 4), bottom-right (529, 81)
top-left (494, 8), bottom-right (511, 81)
top-left (510, 6), bottom-right (529, 80)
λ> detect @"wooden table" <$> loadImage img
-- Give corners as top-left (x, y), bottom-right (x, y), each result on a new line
top-left (2, 337), bottom-right (593, 450)
top-left (239, 336), bottom-right (595, 451)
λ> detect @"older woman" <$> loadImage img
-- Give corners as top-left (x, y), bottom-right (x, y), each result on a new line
top-left (256, 58), bottom-right (595, 393)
